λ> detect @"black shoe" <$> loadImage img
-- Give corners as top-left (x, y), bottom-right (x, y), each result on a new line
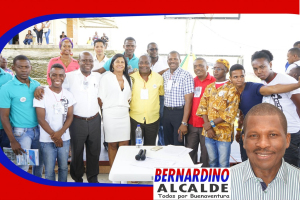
top-left (103, 142), bottom-right (108, 151)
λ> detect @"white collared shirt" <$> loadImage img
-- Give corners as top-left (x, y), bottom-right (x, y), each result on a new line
top-left (63, 70), bottom-right (101, 117)
top-left (93, 55), bottom-right (108, 71)
top-left (151, 56), bottom-right (169, 73)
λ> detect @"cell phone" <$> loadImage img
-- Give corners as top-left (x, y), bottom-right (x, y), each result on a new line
top-left (150, 146), bottom-right (163, 151)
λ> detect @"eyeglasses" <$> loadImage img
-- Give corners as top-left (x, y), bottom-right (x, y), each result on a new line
top-left (149, 48), bottom-right (158, 52)
top-left (212, 67), bottom-right (225, 71)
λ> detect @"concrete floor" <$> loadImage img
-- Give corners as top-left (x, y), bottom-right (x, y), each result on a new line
top-left (65, 173), bottom-right (152, 185)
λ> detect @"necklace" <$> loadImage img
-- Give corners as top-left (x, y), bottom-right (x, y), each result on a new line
top-left (60, 56), bottom-right (71, 67)
top-left (49, 87), bottom-right (63, 102)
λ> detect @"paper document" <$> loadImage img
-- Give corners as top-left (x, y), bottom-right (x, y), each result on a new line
top-left (3, 148), bottom-right (39, 166)
top-left (158, 145), bottom-right (193, 157)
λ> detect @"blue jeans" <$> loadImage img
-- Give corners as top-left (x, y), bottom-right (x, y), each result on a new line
top-left (284, 130), bottom-right (300, 167)
top-left (44, 29), bottom-right (50, 44)
top-left (0, 129), bottom-right (10, 150)
top-left (13, 126), bottom-right (43, 177)
top-left (205, 137), bottom-right (231, 167)
top-left (157, 96), bottom-right (165, 146)
top-left (41, 140), bottom-right (70, 182)
top-left (23, 39), bottom-right (32, 45)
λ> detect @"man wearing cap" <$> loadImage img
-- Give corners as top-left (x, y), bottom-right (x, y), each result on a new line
top-left (196, 59), bottom-right (240, 167)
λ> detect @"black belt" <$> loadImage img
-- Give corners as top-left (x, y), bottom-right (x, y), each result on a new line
top-left (73, 113), bottom-right (99, 121)
top-left (164, 106), bottom-right (184, 110)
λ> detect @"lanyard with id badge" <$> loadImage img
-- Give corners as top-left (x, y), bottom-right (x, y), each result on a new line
top-left (194, 87), bottom-right (202, 97)
top-left (140, 78), bottom-right (149, 100)
top-left (167, 74), bottom-right (174, 91)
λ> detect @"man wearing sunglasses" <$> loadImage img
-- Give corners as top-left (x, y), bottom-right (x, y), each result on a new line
top-left (196, 59), bottom-right (240, 167)
top-left (147, 42), bottom-right (169, 146)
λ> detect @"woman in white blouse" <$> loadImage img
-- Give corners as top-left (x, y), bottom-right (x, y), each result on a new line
top-left (98, 54), bottom-right (132, 167)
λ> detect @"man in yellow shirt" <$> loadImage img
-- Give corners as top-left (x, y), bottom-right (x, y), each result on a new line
top-left (197, 59), bottom-right (240, 167)
top-left (130, 55), bottom-right (164, 145)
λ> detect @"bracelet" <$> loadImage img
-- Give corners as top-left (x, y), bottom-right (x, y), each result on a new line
top-left (236, 128), bottom-right (242, 131)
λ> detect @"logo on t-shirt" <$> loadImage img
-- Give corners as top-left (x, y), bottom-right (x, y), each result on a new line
top-left (60, 97), bottom-right (69, 124)
top-left (271, 94), bottom-right (283, 111)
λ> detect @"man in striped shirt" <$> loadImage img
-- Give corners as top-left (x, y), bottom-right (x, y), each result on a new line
top-left (231, 103), bottom-right (300, 200)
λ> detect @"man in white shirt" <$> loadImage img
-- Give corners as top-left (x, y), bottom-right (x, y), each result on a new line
top-left (35, 52), bottom-right (102, 183)
top-left (286, 47), bottom-right (300, 74)
top-left (147, 42), bottom-right (169, 146)
top-left (93, 39), bottom-right (108, 72)
top-left (34, 64), bottom-right (76, 182)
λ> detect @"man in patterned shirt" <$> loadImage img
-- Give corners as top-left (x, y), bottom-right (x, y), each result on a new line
top-left (197, 59), bottom-right (240, 167)
top-left (231, 103), bottom-right (300, 200)
top-left (162, 51), bottom-right (194, 145)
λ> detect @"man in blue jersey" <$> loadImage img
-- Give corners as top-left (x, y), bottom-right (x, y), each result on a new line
top-left (96, 37), bottom-right (139, 74)
top-left (0, 54), bottom-right (13, 150)
top-left (0, 55), bottom-right (43, 177)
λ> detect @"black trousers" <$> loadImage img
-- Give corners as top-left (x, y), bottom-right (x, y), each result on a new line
top-left (163, 107), bottom-right (184, 146)
top-left (185, 125), bottom-right (209, 166)
top-left (239, 130), bottom-right (248, 162)
top-left (69, 114), bottom-right (101, 183)
top-left (130, 118), bottom-right (159, 146)
top-left (36, 30), bottom-right (43, 44)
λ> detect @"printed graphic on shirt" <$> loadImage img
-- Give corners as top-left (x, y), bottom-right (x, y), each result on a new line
top-left (270, 94), bottom-right (283, 111)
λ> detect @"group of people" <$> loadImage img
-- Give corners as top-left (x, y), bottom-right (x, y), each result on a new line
top-left (90, 32), bottom-right (109, 46)
top-left (0, 37), bottom-right (300, 192)
top-left (28, 21), bottom-right (51, 45)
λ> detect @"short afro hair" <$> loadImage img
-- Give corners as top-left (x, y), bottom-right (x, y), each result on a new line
top-left (243, 103), bottom-right (287, 135)
top-left (251, 50), bottom-right (273, 63)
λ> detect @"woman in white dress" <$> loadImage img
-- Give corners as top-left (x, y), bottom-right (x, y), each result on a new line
top-left (98, 54), bottom-right (132, 167)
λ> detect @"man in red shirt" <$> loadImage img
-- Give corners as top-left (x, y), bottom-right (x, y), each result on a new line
top-left (185, 58), bottom-right (216, 166)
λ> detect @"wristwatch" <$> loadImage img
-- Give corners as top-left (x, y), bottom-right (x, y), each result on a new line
top-left (181, 121), bottom-right (188, 126)
top-left (210, 120), bottom-right (216, 128)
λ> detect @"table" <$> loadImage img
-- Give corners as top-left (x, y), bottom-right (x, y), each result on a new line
top-left (109, 146), bottom-right (194, 184)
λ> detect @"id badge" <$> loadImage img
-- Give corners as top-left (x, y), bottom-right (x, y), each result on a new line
top-left (141, 89), bottom-right (149, 99)
top-left (167, 80), bottom-right (173, 91)
top-left (194, 87), bottom-right (202, 97)
top-left (53, 102), bottom-right (63, 114)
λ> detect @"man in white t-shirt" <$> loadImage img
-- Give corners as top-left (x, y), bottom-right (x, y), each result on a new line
top-left (34, 52), bottom-right (102, 183)
top-left (252, 49), bottom-right (300, 167)
top-left (34, 64), bottom-right (76, 182)
top-left (286, 47), bottom-right (300, 74)
top-left (147, 42), bottom-right (169, 146)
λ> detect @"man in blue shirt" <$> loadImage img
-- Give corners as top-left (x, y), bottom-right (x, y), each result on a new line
top-left (229, 64), bottom-right (300, 161)
top-left (96, 37), bottom-right (139, 74)
top-left (0, 54), bottom-right (13, 150)
top-left (0, 55), bottom-right (43, 177)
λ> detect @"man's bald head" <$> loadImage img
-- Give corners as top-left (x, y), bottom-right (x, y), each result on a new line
top-left (139, 54), bottom-right (151, 62)
top-left (243, 103), bottom-right (287, 134)
top-left (79, 51), bottom-right (93, 59)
